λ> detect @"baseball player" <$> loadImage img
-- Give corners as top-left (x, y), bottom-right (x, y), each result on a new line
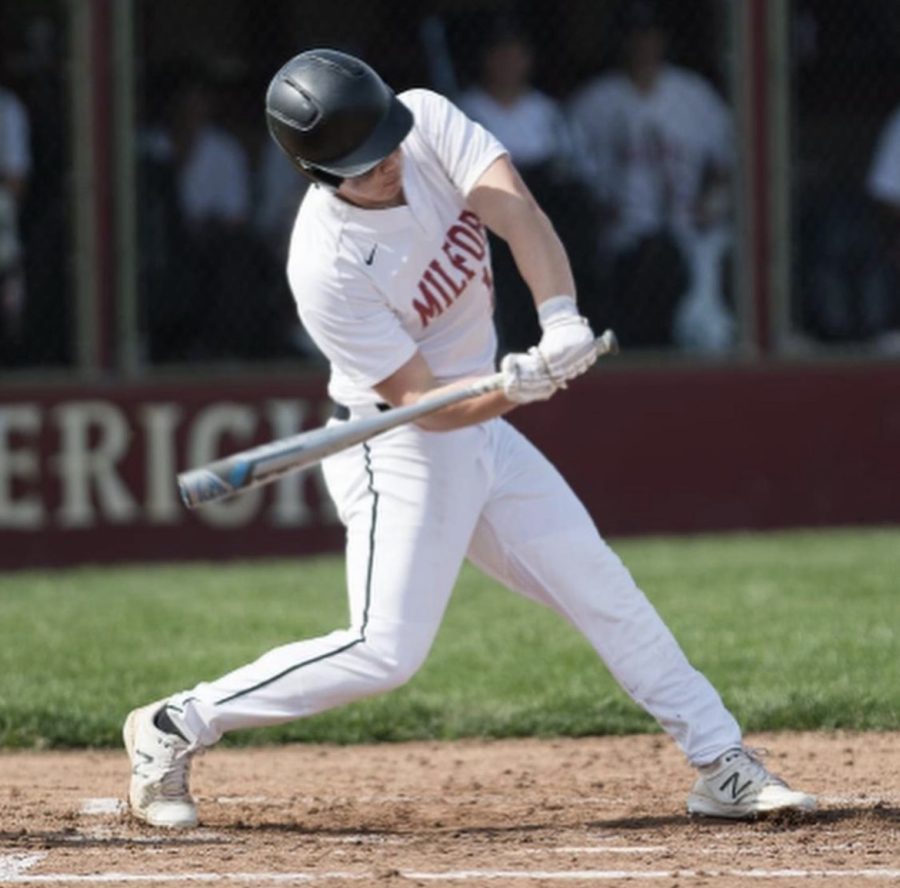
top-left (123, 49), bottom-right (815, 828)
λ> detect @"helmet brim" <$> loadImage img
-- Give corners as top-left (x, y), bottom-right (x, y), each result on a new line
top-left (311, 94), bottom-right (413, 179)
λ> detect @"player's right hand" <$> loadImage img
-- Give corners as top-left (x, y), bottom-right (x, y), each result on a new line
top-left (536, 296), bottom-right (598, 384)
top-left (500, 348), bottom-right (558, 404)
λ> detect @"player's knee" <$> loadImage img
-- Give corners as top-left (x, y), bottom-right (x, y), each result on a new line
top-left (374, 648), bottom-right (426, 691)
top-left (361, 636), bottom-right (429, 692)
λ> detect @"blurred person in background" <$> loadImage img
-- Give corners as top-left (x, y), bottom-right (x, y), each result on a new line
top-left (864, 101), bottom-right (900, 354)
top-left (253, 136), bottom-right (320, 360)
top-left (458, 16), bottom-right (599, 355)
top-left (568, 0), bottom-right (734, 353)
top-left (458, 18), bottom-right (573, 176)
top-left (255, 137), bottom-right (309, 261)
top-left (0, 75), bottom-right (31, 364)
top-left (140, 64), bottom-right (287, 362)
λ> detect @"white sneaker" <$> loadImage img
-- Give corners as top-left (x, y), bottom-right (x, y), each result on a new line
top-left (687, 747), bottom-right (816, 819)
top-left (123, 703), bottom-right (198, 828)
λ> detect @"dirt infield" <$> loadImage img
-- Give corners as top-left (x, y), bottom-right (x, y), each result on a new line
top-left (0, 731), bottom-right (897, 886)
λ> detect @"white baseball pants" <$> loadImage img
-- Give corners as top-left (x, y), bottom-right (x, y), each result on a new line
top-left (170, 417), bottom-right (741, 765)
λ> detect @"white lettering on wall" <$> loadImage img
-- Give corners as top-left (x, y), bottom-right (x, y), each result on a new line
top-left (52, 401), bottom-right (139, 527)
top-left (0, 404), bottom-right (44, 529)
top-left (267, 399), bottom-right (310, 527)
top-left (0, 395), bottom-right (342, 543)
top-left (140, 403), bottom-right (183, 525)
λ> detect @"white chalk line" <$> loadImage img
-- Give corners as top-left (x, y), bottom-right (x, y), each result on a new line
top-left (406, 871), bottom-right (900, 882)
top-left (539, 841), bottom-right (898, 860)
top-left (7, 870), bottom-right (900, 884)
top-left (79, 798), bottom-right (125, 816)
top-left (212, 795), bottom-right (270, 805)
top-left (194, 791), bottom-right (900, 807)
top-left (550, 847), bottom-right (669, 854)
top-left (324, 834), bottom-right (410, 845)
top-left (3, 856), bottom-right (900, 885)
top-left (819, 793), bottom-right (900, 805)
top-left (66, 830), bottom-right (229, 846)
top-left (0, 856), bottom-right (47, 881)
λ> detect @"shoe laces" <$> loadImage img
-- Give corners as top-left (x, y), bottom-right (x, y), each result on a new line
top-left (727, 746), bottom-right (786, 789)
top-left (155, 735), bottom-right (195, 799)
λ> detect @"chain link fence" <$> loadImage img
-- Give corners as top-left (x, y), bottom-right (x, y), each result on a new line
top-left (131, 0), bottom-right (737, 367)
top-left (791, 0), bottom-right (900, 353)
top-left (11, 0), bottom-right (900, 374)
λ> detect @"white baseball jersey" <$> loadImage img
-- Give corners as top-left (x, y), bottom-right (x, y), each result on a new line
top-left (288, 89), bottom-right (506, 407)
top-left (868, 105), bottom-right (900, 205)
top-left (0, 88), bottom-right (30, 272)
top-left (0, 87), bottom-right (31, 180)
top-left (142, 125), bottom-right (250, 225)
top-left (167, 87), bottom-right (743, 772)
top-left (568, 65), bottom-right (732, 249)
top-left (458, 87), bottom-right (572, 168)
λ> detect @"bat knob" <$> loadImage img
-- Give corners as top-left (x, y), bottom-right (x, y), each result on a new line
top-left (598, 329), bottom-right (620, 356)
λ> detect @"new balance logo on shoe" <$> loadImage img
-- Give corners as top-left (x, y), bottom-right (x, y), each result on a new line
top-left (719, 772), bottom-right (753, 800)
top-left (687, 747), bottom-right (816, 819)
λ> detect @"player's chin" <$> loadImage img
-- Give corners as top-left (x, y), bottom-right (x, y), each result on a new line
top-left (380, 178), bottom-right (402, 200)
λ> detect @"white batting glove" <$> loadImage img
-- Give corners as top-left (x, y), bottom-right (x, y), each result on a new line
top-left (500, 348), bottom-right (558, 404)
top-left (536, 296), bottom-right (598, 384)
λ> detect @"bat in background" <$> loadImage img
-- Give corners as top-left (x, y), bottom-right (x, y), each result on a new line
top-left (178, 330), bottom-right (619, 509)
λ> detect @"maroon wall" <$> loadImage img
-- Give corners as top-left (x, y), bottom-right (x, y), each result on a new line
top-left (515, 360), bottom-right (900, 535)
top-left (1, 361), bottom-right (898, 569)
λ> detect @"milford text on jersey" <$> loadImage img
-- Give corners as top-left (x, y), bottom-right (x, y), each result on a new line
top-left (412, 210), bottom-right (490, 327)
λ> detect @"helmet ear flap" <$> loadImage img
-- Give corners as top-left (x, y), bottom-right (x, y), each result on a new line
top-left (297, 162), bottom-right (343, 190)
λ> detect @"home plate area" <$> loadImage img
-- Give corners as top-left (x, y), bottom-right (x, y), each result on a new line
top-left (0, 732), bottom-right (897, 887)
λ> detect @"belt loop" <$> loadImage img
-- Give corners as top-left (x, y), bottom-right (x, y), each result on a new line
top-left (332, 401), bottom-right (390, 420)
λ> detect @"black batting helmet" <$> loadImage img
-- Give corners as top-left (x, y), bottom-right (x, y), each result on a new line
top-left (265, 49), bottom-right (413, 187)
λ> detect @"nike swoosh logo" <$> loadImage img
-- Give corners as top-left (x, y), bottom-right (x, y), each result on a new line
top-left (365, 244), bottom-right (378, 266)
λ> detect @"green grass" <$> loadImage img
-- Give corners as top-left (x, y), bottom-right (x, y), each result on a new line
top-left (0, 528), bottom-right (897, 748)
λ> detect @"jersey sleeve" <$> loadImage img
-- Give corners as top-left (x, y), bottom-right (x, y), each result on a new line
top-left (401, 89), bottom-right (507, 196)
top-left (290, 260), bottom-right (418, 390)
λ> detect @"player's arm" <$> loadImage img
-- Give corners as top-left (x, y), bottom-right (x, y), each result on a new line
top-left (373, 349), bottom-right (549, 432)
top-left (468, 154), bottom-right (573, 309)
top-left (467, 154), bottom-right (597, 384)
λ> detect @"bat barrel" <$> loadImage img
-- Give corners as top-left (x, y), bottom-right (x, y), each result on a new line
top-left (178, 468), bottom-right (234, 509)
top-left (176, 331), bottom-right (618, 510)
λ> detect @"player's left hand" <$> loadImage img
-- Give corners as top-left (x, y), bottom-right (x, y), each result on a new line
top-left (536, 296), bottom-right (598, 384)
top-left (500, 348), bottom-right (558, 403)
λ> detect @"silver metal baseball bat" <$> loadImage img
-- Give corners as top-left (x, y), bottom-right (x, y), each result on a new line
top-left (177, 329), bottom-right (618, 509)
